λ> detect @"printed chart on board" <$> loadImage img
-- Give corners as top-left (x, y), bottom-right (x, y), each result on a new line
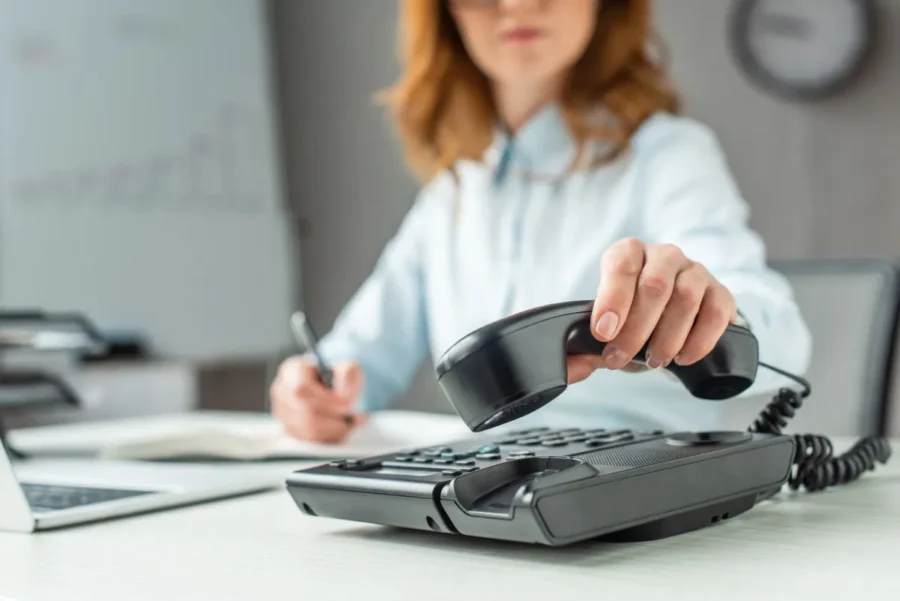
top-left (0, 0), bottom-right (296, 358)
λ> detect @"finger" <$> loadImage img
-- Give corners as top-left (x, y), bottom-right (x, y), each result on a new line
top-left (283, 406), bottom-right (355, 444)
top-left (295, 387), bottom-right (357, 419)
top-left (645, 263), bottom-right (709, 368)
top-left (297, 361), bottom-right (345, 395)
top-left (618, 361), bottom-right (650, 374)
top-left (331, 361), bottom-right (363, 402)
top-left (273, 367), bottom-right (355, 419)
top-left (566, 354), bottom-right (605, 384)
top-left (603, 244), bottom-right (692, 369)
top-left (271, 387), bottom-right (310, 432)
top-left (307, 414), bottom-right (356, 443)
top-left (283, 359), bottom-right (354, 407)
top-left (272, 382), bottom-right (365, 443)
top-left (276, 355), bottom-right (315, 385)
top-left (321, 362), bottom-right (363, 427)
top-left (675, 283), bottom-right (736, 366)
top-left (592, 237), bottom-right (645, 342)
top-left (271, 385), bottom-right (354, 442)
top-left (271, 383), bottom-right (311, 424)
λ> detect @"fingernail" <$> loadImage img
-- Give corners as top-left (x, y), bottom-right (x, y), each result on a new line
top-left (595, 312), bottom-right (618, 340)
top-left (674, 354), bottom-right (688, 365)
top-left (646, 354), bottom-right (664, 370)
top-left (603, 345), bottom-right (627, 369)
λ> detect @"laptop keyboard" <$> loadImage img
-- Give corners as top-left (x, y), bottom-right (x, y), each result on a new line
top-left (21, 483), bottom-right (156, 513)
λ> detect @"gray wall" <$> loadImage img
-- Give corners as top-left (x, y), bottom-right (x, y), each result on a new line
top-left (270, 0), bottom-right (900, 414)
top-left (655, 0), bottom-right (900, 260)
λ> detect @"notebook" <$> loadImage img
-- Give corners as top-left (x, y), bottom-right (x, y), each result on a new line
top-left (7, 410), bottom-right (474, 461)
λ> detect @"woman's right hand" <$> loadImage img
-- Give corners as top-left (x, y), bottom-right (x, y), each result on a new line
top-left (269, 356), bottom-right (368, 443)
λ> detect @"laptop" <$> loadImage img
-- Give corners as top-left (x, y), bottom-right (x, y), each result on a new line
top-left (0, 442), bottom-right (283, 533)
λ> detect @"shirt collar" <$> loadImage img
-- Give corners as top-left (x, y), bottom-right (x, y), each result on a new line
top-left (484, 103), bottom-right (579, 183)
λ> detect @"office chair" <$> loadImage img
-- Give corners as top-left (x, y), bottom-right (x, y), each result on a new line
top-left (765, 258), bottom-right (900, 437)
top-left (888, 324), bottom-right (900, 437)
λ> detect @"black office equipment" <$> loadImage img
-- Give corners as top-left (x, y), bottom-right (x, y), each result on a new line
top-left (0, 309), bottom-right (108, 459)
top-left (286, 300), bottom-right (892, 546)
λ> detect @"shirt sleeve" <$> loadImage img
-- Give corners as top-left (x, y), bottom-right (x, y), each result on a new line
top-left (635, 116), bottom-right (812, 393)
top-left (316, 187), bottom-right (437, 413)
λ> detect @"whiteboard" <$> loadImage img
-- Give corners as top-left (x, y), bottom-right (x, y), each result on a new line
top-left (0, 0), bottom-right (297, 359)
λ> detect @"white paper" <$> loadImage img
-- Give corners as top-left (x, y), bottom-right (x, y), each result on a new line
top-left (8, 410), bottom-right (476, 461)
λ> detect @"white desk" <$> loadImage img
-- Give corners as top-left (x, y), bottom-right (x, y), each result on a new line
top-left (1, 440), bottom-right (899, 601)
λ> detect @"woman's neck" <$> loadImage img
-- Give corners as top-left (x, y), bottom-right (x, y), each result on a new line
top-left (493, 76), bottom-right (565, 133)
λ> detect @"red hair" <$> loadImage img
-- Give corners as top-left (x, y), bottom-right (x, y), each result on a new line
top-left (379, 0), bottom-right (680, 181)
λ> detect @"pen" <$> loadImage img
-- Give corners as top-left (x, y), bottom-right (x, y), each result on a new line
top-left (290, 311), bottom-right (353, 425)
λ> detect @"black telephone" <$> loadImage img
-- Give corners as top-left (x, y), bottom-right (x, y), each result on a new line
top-left (285, 300), bottom-right (891, 546)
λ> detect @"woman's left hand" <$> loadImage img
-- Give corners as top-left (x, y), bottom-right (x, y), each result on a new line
top-left (567, 238), bottom-right (738, 384)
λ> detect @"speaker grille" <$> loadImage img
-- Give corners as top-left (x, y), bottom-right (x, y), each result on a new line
top-left (506, 397), bottom-right (541, 418)
top-left (577, 443), bottom-right (713, 468)
top-left (495, 390), bottom-right (557, 423)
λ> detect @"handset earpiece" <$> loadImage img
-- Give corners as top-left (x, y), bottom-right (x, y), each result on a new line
top-left (435, 300), bottom-right (759, 432)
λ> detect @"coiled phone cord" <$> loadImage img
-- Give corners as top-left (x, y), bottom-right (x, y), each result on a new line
top-left (750, 362), bottom-right (892, 493)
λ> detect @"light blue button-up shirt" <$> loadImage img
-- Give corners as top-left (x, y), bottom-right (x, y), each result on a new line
top-left (318, 105), bottom-right (812, 432)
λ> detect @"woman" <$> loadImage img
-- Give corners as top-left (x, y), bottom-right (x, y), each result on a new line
top-left (270, 0), bottom-right (811, 442)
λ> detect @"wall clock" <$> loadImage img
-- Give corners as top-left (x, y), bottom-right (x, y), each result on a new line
top-left (729, 0), bottom-right (878, 101)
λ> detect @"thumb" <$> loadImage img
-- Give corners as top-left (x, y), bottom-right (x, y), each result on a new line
top-left (566, 354), bottom-right (605, 384)
top-left (332, 361), bottom-right (363, 402)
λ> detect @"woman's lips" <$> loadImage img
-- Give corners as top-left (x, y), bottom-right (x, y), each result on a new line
top-left (503, 27), bottom-right (544, 43)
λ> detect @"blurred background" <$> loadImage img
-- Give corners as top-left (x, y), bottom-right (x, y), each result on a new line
top-left (2, 0), bottom-right (899, 433)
